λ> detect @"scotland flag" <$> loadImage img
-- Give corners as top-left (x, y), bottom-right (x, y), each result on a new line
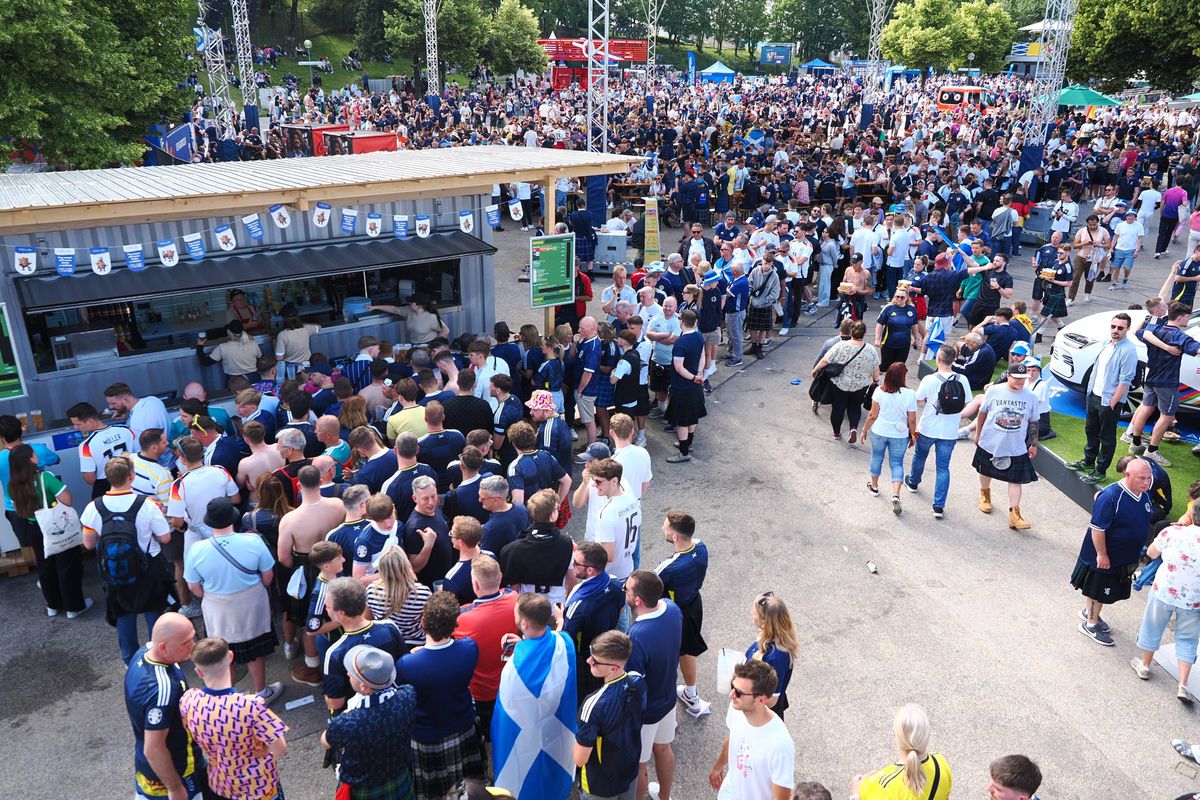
top-left (924, 315), bottom-right (949, 359)
top-left (492, 629), bottom-right (577, 800)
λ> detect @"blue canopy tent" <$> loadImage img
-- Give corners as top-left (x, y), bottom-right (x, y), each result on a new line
top-left (700, 61), bottom-right (736, 84)
top-left (800, 58), bottom-right (836, 73)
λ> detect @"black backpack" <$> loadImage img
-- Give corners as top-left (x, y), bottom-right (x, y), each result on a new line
top-left (96, 495), bottom-right (148, 588)
top-left (935, 374), bottom-right (967, 415)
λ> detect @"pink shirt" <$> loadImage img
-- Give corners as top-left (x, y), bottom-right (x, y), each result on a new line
top-left (180, 687), bottom-right (287, 799)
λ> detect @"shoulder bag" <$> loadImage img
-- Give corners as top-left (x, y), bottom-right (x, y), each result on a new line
top-left (36, 473), bottom-right (82, 557)
top-left (822, 343), bottom-right (866, 379)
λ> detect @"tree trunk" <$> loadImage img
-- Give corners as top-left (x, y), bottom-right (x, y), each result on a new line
top-left (288, 0), bottom-right (300, 38)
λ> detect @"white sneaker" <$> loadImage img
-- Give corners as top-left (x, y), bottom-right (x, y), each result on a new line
top-left (635, 432), bottom-right (647, 447)
top-left (283, 640), bottom-right (300, 661)
top-left (1084, 294), bottom-right (1092, 303)
top-left (957, 427), bottom-right (971, 440)
top-left (1120, 430), bottom-right (1134, 444)
top-left (1066, 297), bottom-right (1074, 307)
top-left (46, 607), bottom-right (59, 617)
top-left (778, 327), bottom-right (790, 336)
top-left (66, 597), bottom-right (94, 620)
top-left (178, 602), bottom-right (204, 619)
top-left (257, 681), bottom-right (284, 707)
top-left (677, 685), bottom-right (712, 717)
top-left (648, 781), bottom-right (661, 800)
top-left (570, 429), bottom-right (579, 442)
top-left (1145, 449), bottom-right (1172, 467)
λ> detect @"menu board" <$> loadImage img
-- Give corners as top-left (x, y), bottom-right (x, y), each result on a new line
top-left (530, 234), bottom-right (576, 310)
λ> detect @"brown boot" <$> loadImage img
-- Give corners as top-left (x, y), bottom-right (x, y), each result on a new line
top-left (291, 664), bottom-right (323, 686)
top-left (1009, 506), bottom-right (1031, 530)
top-left (978, 488), bottom-right (992, 514)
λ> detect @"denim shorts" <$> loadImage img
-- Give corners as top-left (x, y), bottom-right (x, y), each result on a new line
top-left (1137, 593), bottom-right (1200, 664)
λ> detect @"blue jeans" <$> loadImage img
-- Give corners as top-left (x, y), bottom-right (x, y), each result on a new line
top-left (908, 433), bottom-right (956, 509)
top-left (869, 434), bottom-right (908, 484)
top-left (991, 233), bottom-right (1011, 259)
top-left (1138, 593), bottom-right (1200, 664)
top-left (117, 610), bottom-right (164, 665)
top-left (960, 298), bottom-right (976, 322)
top-left (1010, 229), bottom-right (1022, 256)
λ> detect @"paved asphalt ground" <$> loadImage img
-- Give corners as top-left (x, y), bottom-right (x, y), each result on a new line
top-left (2, 214), bottom-right (1198, 800)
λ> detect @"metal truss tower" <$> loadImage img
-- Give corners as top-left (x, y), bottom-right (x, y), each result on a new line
top-left (643, 0), bottom-right (661, 74)
top-left (425, 0), bottom-right (442, 95)
top-left (1019, 1), bottom-right (1077, 175)
top-left (586, 0), bottom-right (610, 153)
top-left (859, 0), bottom-right (896, 127)
top-left (197, 4), bottom-right (238, 129)
top-left (229, 0), bottom-right (256, 112)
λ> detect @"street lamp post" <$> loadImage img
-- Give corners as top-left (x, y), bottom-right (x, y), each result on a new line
top-left (304, 38), bottom-right (313, 87)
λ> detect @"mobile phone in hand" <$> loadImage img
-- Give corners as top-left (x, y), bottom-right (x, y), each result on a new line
top-left (501, 641), bottom-right (517, 661)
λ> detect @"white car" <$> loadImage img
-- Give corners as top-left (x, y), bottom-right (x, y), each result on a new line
top-left (1048, 308), bottom-right (1200, 413)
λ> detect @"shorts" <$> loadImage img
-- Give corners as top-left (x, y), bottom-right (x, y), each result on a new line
top-left (1142, 383), bottom-right (1180, 416)
top-left (183, 528), bottom-right (210, 558)
top-left (639, 708), bottom-right (678, 762)
top-left (1071, 559), bottom-right (1135, 604)
top-left (703, 329), bottom-right (721, 347)
top-left (649, 362), bottom-right (671, 394)
top-left (678, 596), bottom-right (708, 657)
top-left (1137, 594), bottom-right (1200, 663)
top-left (1111, 249), bottom-right (1136, 271)
top-left (575, 391), bottom-right (598, 423)
top-left (161, 529), bottom-right (185, 563)
top-left (1031, 277), bottom-right (1044, 302)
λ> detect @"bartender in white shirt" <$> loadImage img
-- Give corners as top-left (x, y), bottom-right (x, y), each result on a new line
top-left (1050, 188), bottom-right (1078, 235)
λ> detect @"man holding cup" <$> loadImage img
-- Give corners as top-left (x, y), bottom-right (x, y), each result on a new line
top-left (968, 253), bottom-right (1014, 328)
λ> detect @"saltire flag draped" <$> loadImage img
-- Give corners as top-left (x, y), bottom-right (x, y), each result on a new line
top-left (934, 226), bottom-right (973, 269)
top-left (492, 630), bottom-right (577, 800)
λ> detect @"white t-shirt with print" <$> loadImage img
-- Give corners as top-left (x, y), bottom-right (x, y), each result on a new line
top-left (718, 705), bottom-right (796, 800)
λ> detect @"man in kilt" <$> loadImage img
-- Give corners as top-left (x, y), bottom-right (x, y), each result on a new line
top-left (1035, 245), bottom-right (1074, 343)
top-left (394, 591), bottom-right (485, 799)
top-left (746, 247), bottom-right (782, 359)
top-left (323, 644), bottom-right (418, 800)
top-left (1071, 458), bottom-right (1154, 647)
top-left (972, 362), bottom-right (1039, 531)
top-left (568, 196), bottom-right (598, 275)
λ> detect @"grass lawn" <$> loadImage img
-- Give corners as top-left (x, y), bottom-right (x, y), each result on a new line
top-left (1041, 412), bottom-right (1199, 519)
top-left (655, 42), bottom-right (763, 75)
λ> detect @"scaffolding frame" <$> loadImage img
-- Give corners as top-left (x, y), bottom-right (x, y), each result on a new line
top-left (586, 0), bottom-right (610, 153)
top-left (425, 0), bottom-right (442, 95)
top-left (229, 0), bottom-right (256, 112)
top-left (643, 0), bottom-right (661, 74)
top-left (864, 0), bottom-right (897, 104)
top-left (1024, 8), bottom-right (1077, 150)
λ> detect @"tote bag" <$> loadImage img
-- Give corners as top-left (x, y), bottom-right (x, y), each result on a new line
top-left (35, 474), bottom-right (82, 557)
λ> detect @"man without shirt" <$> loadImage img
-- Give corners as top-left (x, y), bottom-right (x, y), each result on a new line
top-left (279, 465), bottom-right (349, 682)
top-left (236, 421), bottom-right (285, 505)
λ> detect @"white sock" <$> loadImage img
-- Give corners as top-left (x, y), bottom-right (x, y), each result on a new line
top-left (704, 364), bottom-right (717, 379)
top-left (305, 655), bottom-right (319, 668)
top-left (684, 684), bottom-right (697, 699)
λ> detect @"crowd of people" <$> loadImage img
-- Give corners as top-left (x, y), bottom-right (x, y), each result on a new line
top-left (14, 61), bottom-right (1200, 800)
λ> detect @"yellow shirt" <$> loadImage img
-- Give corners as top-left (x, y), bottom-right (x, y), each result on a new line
top-left (858, 754), bottom-right (952, 800)
top-left (386, 405), bottom-right (429, 442)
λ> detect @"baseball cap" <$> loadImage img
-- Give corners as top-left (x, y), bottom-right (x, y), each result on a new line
top-left (575, 442), bottom-right (612, 463)
top-left (851, 253), bottom-right (864, 263)
top-left (646, 261), bottom-right (665, 274)
top-left (701, 270), bottom-right (721, 285)
top-left (307, 360), bottom-right (333, 376)
top-left (344, 645), bottom-right (396, 691)
top-left (1007, 362), bottom-right (1028, 377)
top-left (1124, 209), bottom-right (1137, 217)
top-left (1115, 199), bottom-right (1128, 207)
top-left (1010, 341), bottom-right (1033, 359)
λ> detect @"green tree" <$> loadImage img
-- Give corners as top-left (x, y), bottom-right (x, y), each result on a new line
top-left (727, 0), bottom-right (766, 56)
top-left (880, 0), bottom-right (961, 76)
top-left (998, 0), bottom-right (1042, 28)
top-left (0, 0), bottom-right (193, 169)
top-left (1069, 0), bottom-right (1200, 93)
top-left (384, 0), bottom-right (486, 76)
top-left (768, 0), bottom-right (867, 60)
top-left (356, 0), bottom-right (393, 59)
top-left (483, 0), bottom-right (548, 74)
top-left (952, 0), bottom-right (1014, 72)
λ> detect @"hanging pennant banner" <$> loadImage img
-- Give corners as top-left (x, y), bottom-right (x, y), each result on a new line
top-left (312, 202), bottom-right (332, 229)
top-left (215, 224), bottom-right (238, 251)
top-left (508, 198), bottom-right (524, 221)
top-left (393, 215), bottom-right (409, 239)
top-left (485, 204), bottom-right (501, 229)
top-left (89, 247), bottom-right (112, 276)
top-left (183, 232), bottom-right (206, 261)
top-left (54, 248), bottom-right (76, 276)
top-left (13, 246), bottom-right (37, 276)
top-left (124, 244), bottom-right (147, 272)
top-left (366, 212), bottom-right (383, 238)
top-left (242, 213), bottom-right (265, 240)
top-left (415, 215), bottom-right (431, 238)
top-left (157, 239), bottom-right (180, 267)
top-left (269, 204), bottom-right (291, 228)
top-left (458, 210), bottom-right (474, 234)
top-left (340, 208), bottom-right (358, 235)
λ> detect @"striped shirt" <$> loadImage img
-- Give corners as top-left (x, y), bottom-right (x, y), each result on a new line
top-left (366, 582), bottom-right (432, 646)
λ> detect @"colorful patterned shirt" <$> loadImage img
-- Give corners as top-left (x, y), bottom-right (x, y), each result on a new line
top-left (179, 687), bottom-right (287, 800)
top-left (1151, 524), bottom-right (1200, 610)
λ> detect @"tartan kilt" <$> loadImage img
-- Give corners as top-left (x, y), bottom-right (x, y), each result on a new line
top-left (412, 726), bottom-right (484, 798)
top-left (229, 628), bottom-right (278, 665)
top-left (593, 371), bottom-right (616, 408)
top-left (575, 235), bottom-right (596, 263)
top-left (971, 446), bottom-right (1038, 484)
top-left (747, 304), bottom-right (775, 331)
top-left (343, 770), bottom-right (415, 800)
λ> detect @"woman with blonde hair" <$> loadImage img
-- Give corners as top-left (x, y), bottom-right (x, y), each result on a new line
top-left (364, 546), bottom-right (431, 647)
top-left (744, 592), bottom-right (799, 719)
top-left (852, 703), bottom-right (952, 800)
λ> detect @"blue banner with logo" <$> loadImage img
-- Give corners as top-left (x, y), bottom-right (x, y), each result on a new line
top-left (486, 204), bottom-right (501, 228)
top-left (393, 214), bottom-right (409, 238)
top-left (54, 248), bottom-right (76, 276)
top-left (183, 232), bottom-right (206, 261)
top-left (688, 51), bottom-right (696, 86)
top-left (242, 213), bottom-right (265, 240)
top-left (340, 208), bottom-right (358, 234)
top-left (366, 212), bottom-right (383, 237)
top-left (124, 244), bottom-right (147, 272)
